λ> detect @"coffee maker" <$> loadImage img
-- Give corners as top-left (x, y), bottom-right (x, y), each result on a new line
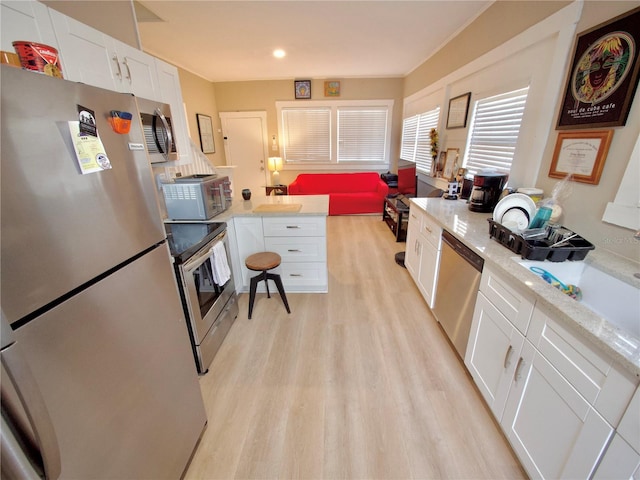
top-left (468, 172), bottom-right (508, 212)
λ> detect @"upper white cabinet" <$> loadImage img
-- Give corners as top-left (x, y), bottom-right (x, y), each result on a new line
top-left (48, 9), bottom-right (159, 100)
top-left (1, 1), bottom-right (57, 52)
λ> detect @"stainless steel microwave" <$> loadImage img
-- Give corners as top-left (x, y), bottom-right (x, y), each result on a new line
top-left (135, 97), bottom-right (178, 163)
top-left (162, 174), bottom-right (232, 220)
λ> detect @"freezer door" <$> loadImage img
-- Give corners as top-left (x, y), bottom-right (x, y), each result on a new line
top-left (1, 65), bottom-right (165, 325)
top-left (12, 245), bottom-right (206, 479)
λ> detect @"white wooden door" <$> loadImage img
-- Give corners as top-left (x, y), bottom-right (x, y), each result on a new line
top-left (219, 111), bottom-right (270, 198)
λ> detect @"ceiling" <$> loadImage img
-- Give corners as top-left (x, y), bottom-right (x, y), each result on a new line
top-left (136, 1), bottom-right (493, 83)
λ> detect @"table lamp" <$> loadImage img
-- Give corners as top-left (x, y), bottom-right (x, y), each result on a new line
top-left (268, 157), bottom-right (283, 185)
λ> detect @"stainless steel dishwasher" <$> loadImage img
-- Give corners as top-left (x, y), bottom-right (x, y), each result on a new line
top-left (432, 230), bottom-right (484, 358)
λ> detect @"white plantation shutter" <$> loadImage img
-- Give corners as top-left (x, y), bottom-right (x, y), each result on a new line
top-left (400, 115), bottom-right (418, 161)
top-left (281, 107), bottom-right (331, 162)
top-left (415, 109), bottom-right (439, 173)
top-left (338, 107), bottom-right (388, 162)
top-left (400, 107), bottom-right (440, 174)
top-left (463, 87), bottom-right (529, 176)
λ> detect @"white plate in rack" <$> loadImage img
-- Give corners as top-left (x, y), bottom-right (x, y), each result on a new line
top-left (493, 193), bottom-right (537, 229)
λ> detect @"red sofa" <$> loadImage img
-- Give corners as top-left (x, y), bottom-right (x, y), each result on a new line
top-left (288, 172), bottom-right (389, 215)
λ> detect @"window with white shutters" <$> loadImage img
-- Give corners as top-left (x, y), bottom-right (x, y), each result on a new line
top-left (337, 107), bottom-right (388, 163)
top-left (277, 100), bottom-right (393, 168)
top-left (400, 107), bottom-right (440, 174)
top-left (463, 87), bottom-right (530, 176)
top-left (281, 107), bottom-right (331, 162)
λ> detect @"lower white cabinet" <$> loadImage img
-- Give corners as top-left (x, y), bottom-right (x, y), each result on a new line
top-left (232, 216), bottom-right (265, 290)
top-left (231, 215), bottom-right (327, 294)
top-left (594, 386), bottom-right (640, 479)
top-left (501, 339), bottom-right (613, 479)
top-left (594, 434), bottom-right (640, 479)
top-left (465, 291), bottom-right (525, 420)
top-left (405, 204), bottom-right (441, 307)
top-left (466, 266), bottom-right (638, 479)
top-left (263, 216), bottom-right (327, 293)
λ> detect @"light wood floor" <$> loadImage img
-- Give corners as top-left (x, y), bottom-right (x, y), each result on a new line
top-left (185, 215), bottom-right (526, 480)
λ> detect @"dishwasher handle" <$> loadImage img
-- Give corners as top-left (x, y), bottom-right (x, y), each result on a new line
top-left (441, 230), bottom-right (484, 273)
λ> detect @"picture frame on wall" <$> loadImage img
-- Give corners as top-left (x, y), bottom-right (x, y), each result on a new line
top-left (446, 92), bottom-right (471, 129)
top-left (294, 80), bottom-right (312, 99)
top-left (324, 81), bottom-right (340, 97)
top-left (196, 113), bottom-right (215, 154)
top-left (556, 6), bottom-right (640, 129)
top-left (548, 130), bottom-right (614, 184)
top-left (443, 148), bottom-right (460, 180)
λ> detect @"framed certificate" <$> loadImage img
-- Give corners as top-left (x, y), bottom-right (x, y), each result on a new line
top-left (549, 130), bottom-right (614, 184)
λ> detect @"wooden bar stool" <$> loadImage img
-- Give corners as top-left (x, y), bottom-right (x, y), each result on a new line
top-left (245, 252), bottom-right (291, 319)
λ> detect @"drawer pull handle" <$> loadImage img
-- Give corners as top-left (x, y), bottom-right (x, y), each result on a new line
top-left (289, 273), bottom-right (303, 277)
top-left (287, 249), bottom-right (301, 252)
top-left (424, 226), bottom-right (432, 233)
top-left (286, 226), bottom-right (301, 229)
top-left (513, 357), bottom-right (524, 382)
top-left (503, 345), bottom-right (513, 369)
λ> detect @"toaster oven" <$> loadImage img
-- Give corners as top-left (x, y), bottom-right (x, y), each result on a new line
top-left (162, 174), bottom-right (232, 220)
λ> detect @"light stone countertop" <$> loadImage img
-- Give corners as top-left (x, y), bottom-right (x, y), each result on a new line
top-left (410, 197), bottom-right (640, 377)
top-left (216, 194), bottom-right (329, 221)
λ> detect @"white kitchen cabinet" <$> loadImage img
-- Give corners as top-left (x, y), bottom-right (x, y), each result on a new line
top-left (404, 207), bottom-right (421, 282)
top-left (49, 9), bottom-right (160, 100)
top-left (502, 339), bottom-right (614, 479)
top-left (155, 58), bottom-right (192, 165)
top-left (232, 217), bottom-right (265, 291)
top-left (229, 215), bottom-right (328, 294)
top-left (465, 291), bottom-right (525, 420)
top-left (263, 216), bottom-right (328, 293)
top-left (594, 434), bottom-right (640, 480)
top-left (405, 204), bottom-right (441, 308)
top-left (1, 1), bottom-right (57, 53)
top-left (594, 382), bottom-right (640, 479)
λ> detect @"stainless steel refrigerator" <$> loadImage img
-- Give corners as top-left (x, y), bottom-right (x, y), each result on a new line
top-left (0, 65), bottom-right (207, 479)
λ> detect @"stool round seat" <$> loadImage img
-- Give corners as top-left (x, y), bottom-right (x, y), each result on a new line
top-left (244, 251), bottom-right (290, 319)
top-left (245, 252), bottom-right (281, 271)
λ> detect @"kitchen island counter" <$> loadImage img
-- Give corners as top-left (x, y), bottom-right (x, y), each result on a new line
top-left (410, 197), bottom-right (640, 377)
top-left (224, 194), bottom-right (329, 218)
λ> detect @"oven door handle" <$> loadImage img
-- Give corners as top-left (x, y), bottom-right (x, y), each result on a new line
top-left (182, 231), bottom-right (227, 273)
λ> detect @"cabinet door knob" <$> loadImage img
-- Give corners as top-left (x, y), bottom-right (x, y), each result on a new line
top-left (112, 55), bottom-right (122, 79)
top-left (513, 357), bottom-right (524, 381)
top-left (503, 345), bottom-right (514, 369)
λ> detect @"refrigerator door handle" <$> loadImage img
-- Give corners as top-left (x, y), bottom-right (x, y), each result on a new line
top-left (1, 339), bottom-right (61, 480)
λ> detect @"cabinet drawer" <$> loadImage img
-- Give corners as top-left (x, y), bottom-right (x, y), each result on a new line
top-left (528, 306), bottom-right (637, 427)
top-left (263, 216), bottom-right (326, 237)
top-left (480, 266), bottom-right (534, 335)
top-left (279, 262), bottom-right (328, 291)
top-left (264, 236), bottom-right (327, 263)
top-left (420, 212), bottom-right (442, 249)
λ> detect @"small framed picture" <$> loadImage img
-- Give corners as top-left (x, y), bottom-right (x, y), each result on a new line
top-left (294, 80), bottom-right (311, 99)
top-left (446, 92), bottom-right (471, 129)
top-left (443, 148), bottom-right (460, 180)
top-left (324, 81), bottom-right (340, 97)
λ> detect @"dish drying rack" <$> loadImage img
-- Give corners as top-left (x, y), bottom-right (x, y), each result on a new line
top-left (487, 219), bottom-right (594, 262)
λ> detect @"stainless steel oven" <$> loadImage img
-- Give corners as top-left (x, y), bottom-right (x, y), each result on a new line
top-left (166, 222), bottom-right (238, 374)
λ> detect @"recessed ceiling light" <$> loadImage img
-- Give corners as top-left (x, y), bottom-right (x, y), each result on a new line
top-left (273, 49), bottom-right (286, 59)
